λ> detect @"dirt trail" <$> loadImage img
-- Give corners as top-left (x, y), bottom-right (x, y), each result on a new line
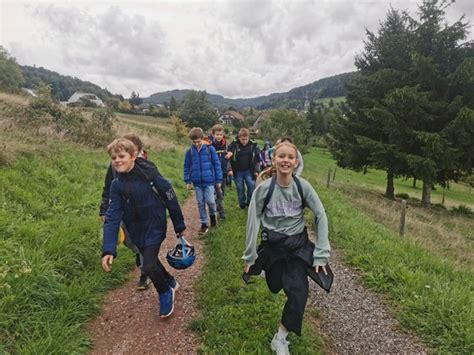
top-left (87, 194), bottom-right (203, 354)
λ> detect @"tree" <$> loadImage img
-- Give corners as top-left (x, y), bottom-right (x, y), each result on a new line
top-left (260, 109), bottom-right (312, 152)
top-left (129, 91), bottom-right (143, 106)
top-left (170, 115), bottom-right (188, 143)
top-left (169, 96), bottom-right (179, 112)
top-left (178, 91), bottom-right (217, 130)
top-left (0, 46), bottom-right (24, 92)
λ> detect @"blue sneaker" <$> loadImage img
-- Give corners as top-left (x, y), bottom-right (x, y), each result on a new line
top-left (169, 277), bottom-right (179, 292)
top-left (159, 287), bottom-right (175, 318)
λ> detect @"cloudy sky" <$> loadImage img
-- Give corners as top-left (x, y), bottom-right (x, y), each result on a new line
top-left (1, 0), bottom-right (472, 98)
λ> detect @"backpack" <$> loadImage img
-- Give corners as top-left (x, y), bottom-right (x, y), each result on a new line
top-left (261, 175), bottom-right (306, 214)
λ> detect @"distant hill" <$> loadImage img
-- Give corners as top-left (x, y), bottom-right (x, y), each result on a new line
top-left (21, 65), bottom-right (115, 102)
top-left (144, 72), bottom-right (355, 109)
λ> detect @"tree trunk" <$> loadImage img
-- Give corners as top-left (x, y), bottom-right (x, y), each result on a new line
top-left (412, 177), bottom-right (417, 188)
top-left (422, 180), bottom-right (432, 208)
top-left (385, 170), bottom-right (395, 200)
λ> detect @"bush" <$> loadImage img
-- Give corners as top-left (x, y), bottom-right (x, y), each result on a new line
top-left (396, 193), bottom-right (410, 200)
top-left (450, 204), bottom-right (474, 218)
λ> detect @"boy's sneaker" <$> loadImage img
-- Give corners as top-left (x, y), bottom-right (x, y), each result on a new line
top-left (210, 215), bottom-right (217, 227)
top-left (199, 224), bottom-right (209, 235)
top-left (219, 213), bottom-right (226, 220)
top-left (271, 334), bottom-right (290, 355)
top-left (158, 286), bottom-right (175, 318)
top-left (137, 274), bottom-right (151, 291)
top-left (169, 277), bottom-right (179, 292)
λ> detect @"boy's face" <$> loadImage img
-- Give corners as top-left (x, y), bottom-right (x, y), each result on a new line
top-left (238, 135), bottom-right (249, 146)
top-left (214, 131), bottom-right (224, 142)
top-left (192, 138), bottom-right (203, 149)
top-left (110, 149), bottom-right (136, 173)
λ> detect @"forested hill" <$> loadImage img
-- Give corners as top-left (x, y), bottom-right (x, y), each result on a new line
top-left (21, 65), bottom-right (114, 101)
top-left (145, 72), bottom-right (355, 109)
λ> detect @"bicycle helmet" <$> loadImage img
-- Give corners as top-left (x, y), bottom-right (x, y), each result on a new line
top-left (166, 236), bottom-right (196, 270)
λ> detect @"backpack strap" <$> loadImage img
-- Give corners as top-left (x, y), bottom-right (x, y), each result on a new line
top-left (261, 175), bottom-right (277, 214)
top-left (261, 175), bottom-right (306, 214)
top-left (294, 175), bottom-right (306, 209)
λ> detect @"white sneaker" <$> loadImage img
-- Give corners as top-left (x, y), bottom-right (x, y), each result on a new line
top-left (271, 333), bottom-right (290, 354)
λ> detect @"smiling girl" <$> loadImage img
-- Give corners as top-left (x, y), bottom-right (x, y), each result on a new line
top-left (242, 141), bottom-right (331, 354)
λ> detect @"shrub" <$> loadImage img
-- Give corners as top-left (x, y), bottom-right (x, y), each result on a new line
top-left (450, 204), bottom-right (474, 218)
top-left (396, 193), bottom-right (410, 200)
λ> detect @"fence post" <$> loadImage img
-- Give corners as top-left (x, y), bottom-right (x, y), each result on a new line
top-left (327, 169), bottom-right (332, 188)
top-left (332, 167), bottom-right (337, 181)
top-left (399, 199), bottom-right (407, 237)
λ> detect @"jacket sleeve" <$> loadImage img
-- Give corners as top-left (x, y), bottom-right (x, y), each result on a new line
top-left (183, 148), bottom-right (192, 184)
top-left (242, 182), bottom-right (266, 266)
top-left (295, 150), bottom-right (304, 176)
top-left (102, 180), bottom-right (123, 257)
top-left (253, 144), bottom-right (261, 174)
top-left (99, 164), bottom-right (114, 216)
top-left (302, 179), bottom-right (330, 266)
top-left (152, 175), bottom-right (186, 233)
top-left (209, 146), bottom-right (223, 183)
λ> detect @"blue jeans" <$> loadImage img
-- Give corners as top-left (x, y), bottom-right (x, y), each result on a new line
top-left (235, 170), bottom-right (255, 208)
top-left (194, 185), bottom-right (216, 225)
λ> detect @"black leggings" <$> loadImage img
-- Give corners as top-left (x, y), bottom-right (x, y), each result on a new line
top-left (139, 243), bottom-right (172, 294)
top-left (265, 258), bottom-right (309, 336)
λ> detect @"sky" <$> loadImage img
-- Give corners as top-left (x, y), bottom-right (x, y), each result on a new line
top-left (1, 0), bottom-right (472, 99)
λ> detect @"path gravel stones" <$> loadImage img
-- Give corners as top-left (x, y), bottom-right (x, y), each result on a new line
top-left (309, 248), bottom-right (428, 354)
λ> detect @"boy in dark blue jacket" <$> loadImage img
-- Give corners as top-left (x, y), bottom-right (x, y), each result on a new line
top-left (209, 124), bottom-right (230, 220)
top-left (183, 127), bottom-right (223, 234)
top-left (102, 138), bottom-right (186, 318)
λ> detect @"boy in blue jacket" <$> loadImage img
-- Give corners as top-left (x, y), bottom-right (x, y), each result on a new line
top-left (102, 138), bottom-right (186, 318)
top-left (183, 127), bottom-right (223, 234)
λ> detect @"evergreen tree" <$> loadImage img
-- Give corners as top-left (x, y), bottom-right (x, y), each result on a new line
top-left (169, 96), bottom-right (179, 112)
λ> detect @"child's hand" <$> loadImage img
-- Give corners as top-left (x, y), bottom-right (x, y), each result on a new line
top-left (225, 152), bottom-right (233, 160)
top-left (315, 265), bottom-right (328, 275)
top-left (243, 264), bottom-right (250, 273)
top-left (186, 184), bottom-right (193, 190)
top-left (102, 255), bottom-right (114, 272)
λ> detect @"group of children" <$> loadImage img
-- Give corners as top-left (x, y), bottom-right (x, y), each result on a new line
top-left (99, 127), bottom-right (330, 354)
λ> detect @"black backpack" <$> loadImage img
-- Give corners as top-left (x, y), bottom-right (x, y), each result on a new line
top-left (261, 175), bottom-right (306, 214)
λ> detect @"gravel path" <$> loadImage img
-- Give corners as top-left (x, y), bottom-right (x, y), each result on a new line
top-left (309, 247), bottom-right (428, 354)
top-left (87, 194), bottom-right (203, 354)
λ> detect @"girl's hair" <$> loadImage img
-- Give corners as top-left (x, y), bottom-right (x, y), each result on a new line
top-left (107, 138), bottom-right (138, 156)
top-left (273, 141), bottom-right (298, 156)
top-left (275, 136), bottom-right (293, 145)
top-left (123, 134), bottom-right (144, 151)
top-left (188, 127), bottom-right (204, 140)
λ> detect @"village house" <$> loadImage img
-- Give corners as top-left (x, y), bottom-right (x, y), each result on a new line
top-left (252, 111), bottom-right (270, 134)
top-left (218, 109), bottom-right (245, 125)
top-left (63, 92), bottom-right (105, 107)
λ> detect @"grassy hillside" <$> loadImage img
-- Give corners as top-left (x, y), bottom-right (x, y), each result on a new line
top-left (0, 93), bottom-right (188, 353)
top-left (303, 149), bottom-right (473, 353)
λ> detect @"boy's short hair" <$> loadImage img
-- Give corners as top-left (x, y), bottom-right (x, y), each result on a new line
top-left (188, 127), bottom-right (204, 140)
top-left (238, 128), bottom-right (250, 137)
top-left (211, 124), bottom-right (224, 134)
top-left (107, 138), bottom-right (138, 156)
top-left (123, 134), bottom-right (144, 151)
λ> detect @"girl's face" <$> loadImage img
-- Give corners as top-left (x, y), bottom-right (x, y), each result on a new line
top-left (273, 145), bottom-right (298, 175)
top-left (111, 149), bottom-right (136, 173)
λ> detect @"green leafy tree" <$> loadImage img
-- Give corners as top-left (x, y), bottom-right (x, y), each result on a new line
top-left (129, 91), bottom-right (143, 106)
top-left (0, 46), bottom-right (24, 92)
top-left (169, 96), bottom-right (179, 112)
top-left (260, 109), bottom-right (312, 152)
top-left (178, 91), bottom-right (217, 130)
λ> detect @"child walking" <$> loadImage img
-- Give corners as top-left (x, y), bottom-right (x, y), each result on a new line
top-left (226, 128), bottom-right (261, 209)
top-left (99, 134), bottom-right (151, 291)
top-left (208, 124), bottom-right (230, 220)
top-left (101, 138), bottom-right (186, 318)
top-left (242, 141), bottom-right (331, 354)
top-left (183, 127), bottom-right (223, 234)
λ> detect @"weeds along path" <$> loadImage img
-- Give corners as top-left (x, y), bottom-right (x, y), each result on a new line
top-left (87, 193), bottom-right (203, 354)
top-left (308, 242), bottom-right (427, 354)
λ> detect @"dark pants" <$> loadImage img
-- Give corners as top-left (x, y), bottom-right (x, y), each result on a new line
top-left (139, 243), bottom-right (172, 294)
top-left (215, 182), bottom-right (225, 216)
top-left (265, 258), bottom-right (309, 336)
top-left (235, 169), bottom-right (255, 208)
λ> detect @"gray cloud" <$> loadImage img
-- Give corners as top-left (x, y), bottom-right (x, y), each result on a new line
top-left (4, 0), bottom-right (472, 98)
